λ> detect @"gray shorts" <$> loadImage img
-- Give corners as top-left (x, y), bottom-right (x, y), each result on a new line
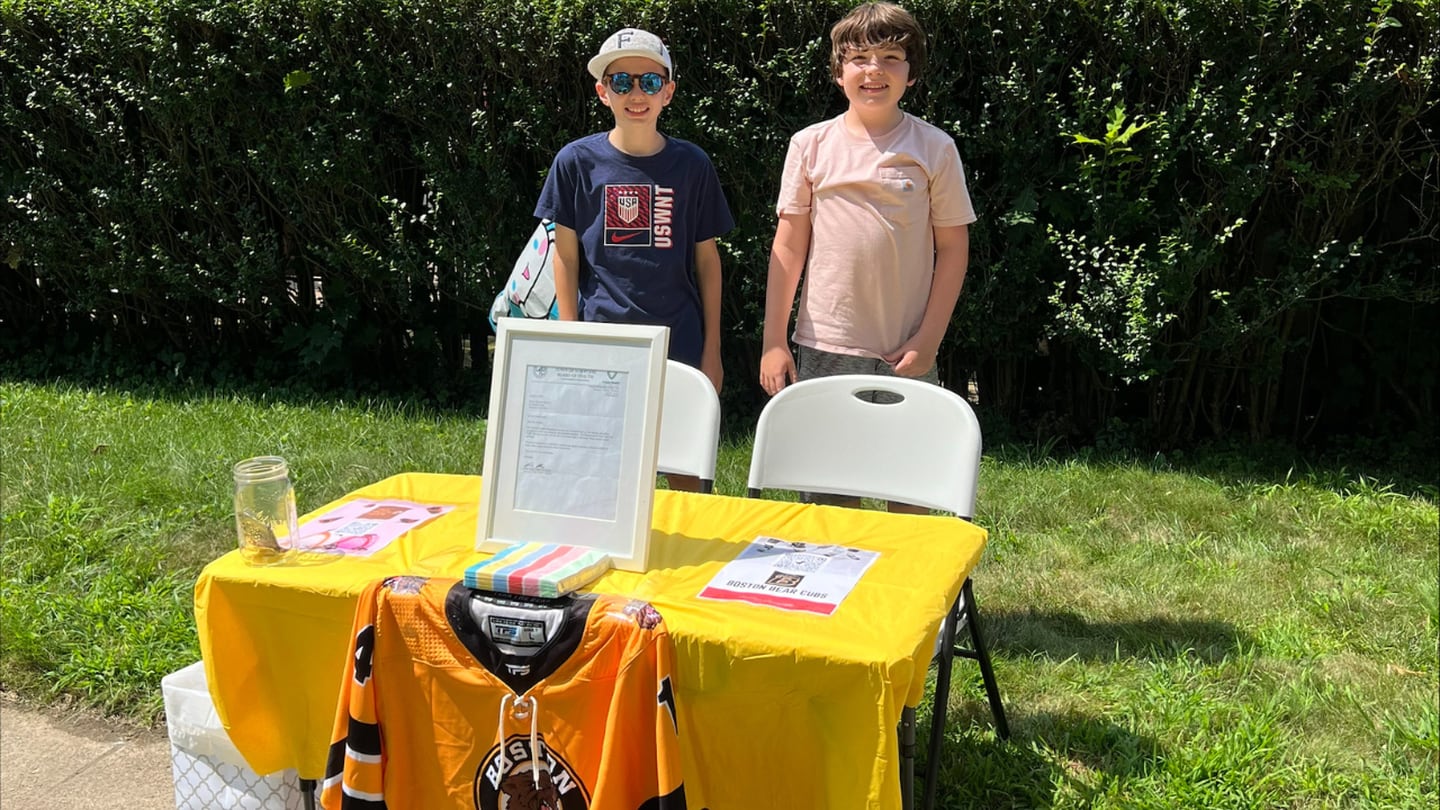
top-left (793, 345), bottom-right (942, 504)
top-left (797, 345), bottom-right (941, 402)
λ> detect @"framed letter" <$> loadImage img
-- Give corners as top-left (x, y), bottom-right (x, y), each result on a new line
top-left (476, 319), bottom-right (668, 572)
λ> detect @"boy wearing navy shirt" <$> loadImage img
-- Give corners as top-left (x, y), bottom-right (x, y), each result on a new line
top-left (535, 28), bottom-right (734, 431)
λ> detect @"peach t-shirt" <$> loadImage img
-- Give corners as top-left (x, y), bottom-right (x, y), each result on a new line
top-left (776, 113), bottom-right (975, 357)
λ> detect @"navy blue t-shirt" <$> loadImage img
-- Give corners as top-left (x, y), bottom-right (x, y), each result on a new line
top-left (534, 133), bottom-right (734, 368)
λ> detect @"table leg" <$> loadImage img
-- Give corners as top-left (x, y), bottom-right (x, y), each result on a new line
top-left (899, 706), bottom-right (916, 810)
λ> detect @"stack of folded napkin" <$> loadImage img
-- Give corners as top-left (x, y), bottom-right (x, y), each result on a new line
top-left (463, 543), bottom-right (613, 598)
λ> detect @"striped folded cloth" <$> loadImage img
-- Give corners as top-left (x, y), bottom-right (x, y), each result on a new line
top-left (463, 543), bottom-right (613, 598)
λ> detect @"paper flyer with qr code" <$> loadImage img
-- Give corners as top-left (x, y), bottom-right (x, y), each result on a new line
top-left (697, 536), bottom-right (880, 615)
top-left (294, 499), bottom-right (455, 557)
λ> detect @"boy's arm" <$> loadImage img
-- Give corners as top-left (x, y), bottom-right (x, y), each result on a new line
top-left (760, 212), bottom-right (812, 395)
top-left (694, 238), bottom-right (724, 394)
top-left (885, 223), bottom-right (969, 378)
top-left (552, 223), bottom-right (581, 321)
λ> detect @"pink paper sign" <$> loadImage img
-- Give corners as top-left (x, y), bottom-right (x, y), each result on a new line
top-left (295, 499), bottom-right (455, 557)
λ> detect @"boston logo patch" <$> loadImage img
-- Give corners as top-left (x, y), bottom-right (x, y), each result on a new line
top-left (474, 735), bottom-right (589, 810)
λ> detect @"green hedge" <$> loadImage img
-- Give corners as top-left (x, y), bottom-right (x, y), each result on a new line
top-left (3, 0), bottom-right (1436, 442)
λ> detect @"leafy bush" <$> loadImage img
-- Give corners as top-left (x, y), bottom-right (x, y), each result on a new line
top-left (3, 0), bottom-right (1435, 443)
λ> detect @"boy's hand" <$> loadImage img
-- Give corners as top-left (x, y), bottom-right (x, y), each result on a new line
top-left (701, 350), bottom-right (724, 396)
top-left (760, 346), bottom-right (797, 395)
top-left (884, 339), bottom-right (938, 378)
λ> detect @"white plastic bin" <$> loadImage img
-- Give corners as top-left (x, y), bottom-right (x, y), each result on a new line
top-left (162, 661), bottom-right (308, 810)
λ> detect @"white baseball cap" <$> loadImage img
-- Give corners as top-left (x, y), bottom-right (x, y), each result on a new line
top-left (587, 28), bottom-right (674, 80)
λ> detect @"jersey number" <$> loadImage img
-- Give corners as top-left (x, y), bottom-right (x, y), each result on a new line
top-left (657, 675), bottom-right (678, 734)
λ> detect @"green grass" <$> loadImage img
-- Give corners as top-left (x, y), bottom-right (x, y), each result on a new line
top-left (933, 456), bottom-right (1438, 807)
top-left (1, 381), bottom-right (493, 713)
top-left (3, 380), bottom-right (1436, 807)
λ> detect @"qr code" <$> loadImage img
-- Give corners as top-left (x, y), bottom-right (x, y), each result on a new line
top-left (779, 553), bottom-right (826, 573)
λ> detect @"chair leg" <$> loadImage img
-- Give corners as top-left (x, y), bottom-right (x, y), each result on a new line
top-left (922, 602), bottom-right (960, 810)
top-left (955, 578), bottom-right (1010, 740)
top-left (899, 706), bottom-right (917, 810)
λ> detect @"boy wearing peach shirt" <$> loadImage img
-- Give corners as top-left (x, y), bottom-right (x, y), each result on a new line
top-left (760, 2), bottom-right (974, 401)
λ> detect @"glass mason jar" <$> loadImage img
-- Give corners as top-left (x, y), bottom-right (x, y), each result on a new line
top-left (232, 456), bottom-right (299, 564)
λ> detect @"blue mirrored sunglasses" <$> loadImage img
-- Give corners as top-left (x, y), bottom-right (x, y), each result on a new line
top-left (604, 71), bottom-right (668, 95)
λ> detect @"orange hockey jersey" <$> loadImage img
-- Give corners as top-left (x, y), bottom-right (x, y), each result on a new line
top-left (320, 575), bottom-right (686, 810)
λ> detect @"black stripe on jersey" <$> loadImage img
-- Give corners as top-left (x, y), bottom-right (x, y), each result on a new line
top-left (341, 791), bottom-right (387, 810)
top-left (345, 715), bottom-right (382, 756)
top-left (324, 737), bottom-right (347, 781)
top-left (323, 716), bottom-right (380, 784)
top-left (637, 783), bottom-right (687, 810)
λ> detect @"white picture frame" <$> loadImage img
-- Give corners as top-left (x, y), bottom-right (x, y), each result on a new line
top-left (477, 319), bottom-right (669, 572)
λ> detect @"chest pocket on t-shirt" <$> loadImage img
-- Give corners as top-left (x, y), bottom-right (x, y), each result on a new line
top-left (876, 165), bottom-right (929, 226)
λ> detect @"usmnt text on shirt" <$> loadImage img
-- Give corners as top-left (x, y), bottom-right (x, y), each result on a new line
top-left (604, 184), bottom-right (676, 248)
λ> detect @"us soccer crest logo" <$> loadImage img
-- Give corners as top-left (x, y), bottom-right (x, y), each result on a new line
top-left (473, 735), bottom-right (590, 810)
top-left (604, 184), bottom-right (653, 247)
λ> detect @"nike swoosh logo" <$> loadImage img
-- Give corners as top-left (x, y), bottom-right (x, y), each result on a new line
top-left (609, 231), bottom-right (643, 243)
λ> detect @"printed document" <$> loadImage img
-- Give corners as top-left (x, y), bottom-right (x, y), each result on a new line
top-left (513, 365), bottom-right (627, 520)
top-left (698, 536), bottom-right (881, 615)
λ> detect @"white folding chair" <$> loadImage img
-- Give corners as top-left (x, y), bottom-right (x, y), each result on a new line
top-left (656, 360), bottom-right (721, 494)
top-left (746, 374), bottom-right (1009, 810)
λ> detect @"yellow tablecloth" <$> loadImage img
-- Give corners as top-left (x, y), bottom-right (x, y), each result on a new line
top-left (195, 473), bottom-right (987, 809)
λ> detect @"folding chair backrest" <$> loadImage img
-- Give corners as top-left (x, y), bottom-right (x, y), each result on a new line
top-left (656, 360), bottom-right (721, 487)
top-left (747, 375), bottom-right (980, 518)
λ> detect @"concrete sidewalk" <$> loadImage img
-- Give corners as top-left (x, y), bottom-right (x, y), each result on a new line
top-left (1, 692), bottom-right (174, 809)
